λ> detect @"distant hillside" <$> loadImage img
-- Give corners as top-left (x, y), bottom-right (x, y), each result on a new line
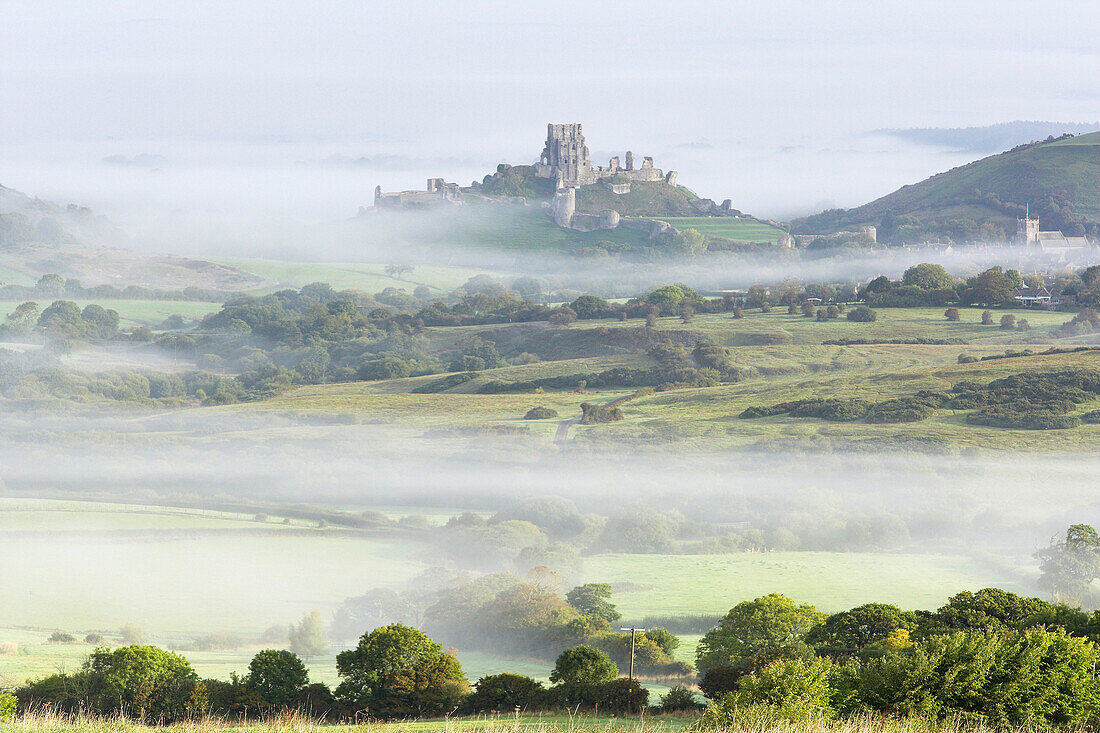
top-left (0, 184), bottom-right (261, 290)
top-left (793, 132), bottom-right (1100, 243)
top-left (877, 120), bottom-right (1100, 154)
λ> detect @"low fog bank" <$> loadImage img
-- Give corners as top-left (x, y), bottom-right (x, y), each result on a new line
top-left (0, 410), bottom-right (1096, 556)
top-left (0, 133), bottom-right (973, 259)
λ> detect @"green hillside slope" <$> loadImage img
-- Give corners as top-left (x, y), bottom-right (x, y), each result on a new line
top-left (793, 132), bottom-right (1100, 242)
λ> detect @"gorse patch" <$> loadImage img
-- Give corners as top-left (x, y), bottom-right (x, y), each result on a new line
top-left (740, 369), bottom-right (1100, 430)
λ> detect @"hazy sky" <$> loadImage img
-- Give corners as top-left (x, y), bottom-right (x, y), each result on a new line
top-left (3, 0), bottom-right (1100, 242)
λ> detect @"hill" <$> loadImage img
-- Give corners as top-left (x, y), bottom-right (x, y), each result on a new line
top-left (793, 132), bottom-right (1100, 243)
top-left (0, 184), bottom-right (261, 291)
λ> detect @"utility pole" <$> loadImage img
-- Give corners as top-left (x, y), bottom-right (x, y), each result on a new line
top-left (620, 626), bottom-right (646, 715)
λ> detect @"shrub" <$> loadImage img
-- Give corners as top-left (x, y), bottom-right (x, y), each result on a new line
top-left (523, 406), bottom-right (559, 420)
top-left (835, 627), bottom-right (1100, 726)
top-left (944, 307), bottom-right (960, 321)
top-left (247, 649), bottom-right (309, 709)
top-left (465, 673), bottom-right (545, 714)
top-left (549, 645), bottom-right (617, 685)
top-left (826, 305), bottom-right (839, 319)
top-left (982, 309), bottom-right (994, 325)
top-left (958, 354), bottom-right (978, 364)
top-left (1017, 318), bottom-right (1031, 331)
top-left (579, 402), bottom-right (623, 424)
top-left (657, 685), bottom-right (702, 712)
top-left (48, 632), bottom-right (75, 643)
top-left (1000, 313), bottom-right (1017, 330)
top-left (703, 657), bottom-right (835, 725)
top-left (0, 693), bottom-right (15, 722)
top-left (846, 306), bottom-right (877, 322)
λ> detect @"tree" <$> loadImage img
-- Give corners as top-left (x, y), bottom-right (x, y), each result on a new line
top-left (569, 295), bottom-right (610, 319)
top-left (966, 267), bottom-right (1017, 307)
top-left (711, 657), bottom-right (835, 723)
top-left (35, 273), bottom-right (66, 298)
top-left (119, 624), bottom-right (145, 644)
top-left (548, 306), bottom-right (577, 327)
top-left (84, 645), bottom-right (206, 723)
top-left (903, 263), bottom-right (954, 291)
top-left (549, 645), bottom-right (617, 685)
top-left (835, 628), bottom-right (1100, 727)
top-left (246, 649), bottom-right (309, 709)
top-left (696, 594), bottom-right (825, 673)
top-left (924, 587), bottom-right (1058, 636)
top-left (288, 609), bottom-right (327, 658)
top-left (1037, 525), bottom-right (1100, 604)
top-left (944, 308), bottom-right (960, 321)
top-left (566, 583), bottom-right (621, 624)
top-left (846, 306), bottom-right (877, 322)
top-left (336, 624), bottom-right (468, 718)
top-left (806, 603), bottom-right (919, 652)
top-left (2, 301), bottom-right (39, 336)
top-left (464, 673), bottom-right (545, 713)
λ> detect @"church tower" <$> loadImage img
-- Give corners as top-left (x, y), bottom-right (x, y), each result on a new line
top-left (1017, 205), bottom-right (1039, 246)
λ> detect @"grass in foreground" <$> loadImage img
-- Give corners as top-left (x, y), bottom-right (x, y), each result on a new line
top-left (3, 711), bottom-right (1086, 733)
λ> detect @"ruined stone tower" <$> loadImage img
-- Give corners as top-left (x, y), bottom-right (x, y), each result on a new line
top-left (535, 123), bottom-right (596, 186)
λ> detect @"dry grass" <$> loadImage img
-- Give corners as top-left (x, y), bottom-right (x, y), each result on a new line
top-left (2, 710), bottom-right (1086, 733)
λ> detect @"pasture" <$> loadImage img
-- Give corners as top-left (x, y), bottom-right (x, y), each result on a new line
top-left (584, 552), bottom-right (1023, 620)
top-left (644, 216), bottom-right (787, 243)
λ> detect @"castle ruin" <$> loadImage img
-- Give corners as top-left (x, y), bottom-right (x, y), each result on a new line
top-left (374, 178), bottom-right (461, 208)
top-left (536, 123), bottom-right (678, 230)
top-left (534, 123), bottom-right (677, 190)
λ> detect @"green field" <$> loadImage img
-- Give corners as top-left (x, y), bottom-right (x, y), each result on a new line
top-left (584, 552), bottom-right (1024, 620)
top-left (643, 217), bottom-right (786, 243)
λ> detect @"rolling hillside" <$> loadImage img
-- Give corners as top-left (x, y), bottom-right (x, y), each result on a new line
top-left (793, 132), bottom-right (1100, 241)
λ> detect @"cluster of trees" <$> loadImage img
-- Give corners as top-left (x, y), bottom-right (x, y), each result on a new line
top-left (696, 583), bottom-right (1100, 727)
top-left (10, 626), bottom-right (680, 723)
top-left (859, 264), bottom-right (1032, 308)
top-left (0, 273), bottom-right (231, 304)
top-left (331, 568), bottom-right (689, 680)
top-left (0, 300), bottom-right (120, 340)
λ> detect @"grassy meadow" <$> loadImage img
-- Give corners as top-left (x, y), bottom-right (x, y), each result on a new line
top-left (644, 217), bottom-right (787, 243)
top-left (227, 305), bottom-right (1100, 451)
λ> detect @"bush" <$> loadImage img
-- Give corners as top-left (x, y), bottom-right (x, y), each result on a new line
top-left (656, 685), bottom-right (702, 712)
top-left (247, 649), bottom-right (309, 709)
top-left (982, 309), bottom-right (994, 325)
top-left (958, 354), bottom-right (978, 364)
top-left (846, 306), bottom-right (877, 322)
top-left (0, 693), bottom-right (14, 722)
top-left (944, 308), bottom-right (960, 321)
top-left (523, 406), bottom-right (559, 420)
top-left (48, 632), bottom-right (75, 643)
top-left (579, 402), bottom-right (623, 424)
top-left (1000, 313), bottom-right (1017, 330)
top-left (465, 673), bottom-right (546, 714)
top-left (835, 627), bottom-right (1100, 726)
top-left (550, 645), bottom-right (617, 685)
top-left (703, 657), bottom-right (835, 725)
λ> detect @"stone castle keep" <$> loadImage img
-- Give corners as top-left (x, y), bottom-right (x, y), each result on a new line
top-left (535, 123), bottom-right (677, 188)
top-left (536, 123), bottom-right (678, 232)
